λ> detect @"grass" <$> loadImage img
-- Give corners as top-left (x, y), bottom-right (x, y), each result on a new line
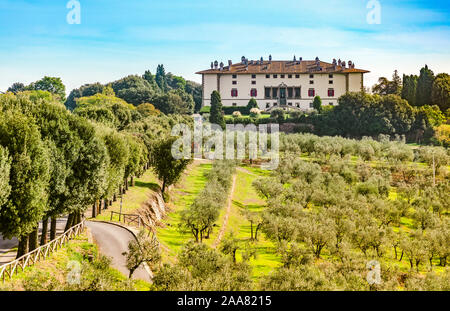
top-left (94, 170), bottom-right (160, 222)
top-left (224, 114), bottom-right (271, 120)
top-left (156, 161), bottom-right (212, 261)
top-left (229, 168), bottom-right (282, 279)
top-left (0, 232), bottom-right (150, 291)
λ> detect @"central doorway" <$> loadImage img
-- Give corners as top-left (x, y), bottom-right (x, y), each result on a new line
top-left (279, 87), bottom-right (286, 106)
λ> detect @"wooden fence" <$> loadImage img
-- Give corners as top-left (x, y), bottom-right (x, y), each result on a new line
top-left (0, 220), bottom-right (85, 282)
top-left (109, 211), bottom-right (153, 232)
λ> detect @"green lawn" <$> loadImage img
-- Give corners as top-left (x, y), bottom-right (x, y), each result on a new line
top-left (222, 166), bottom-right (282, 279)
top-left (156, 161), bottom-right (212, 261)
top-left (94, 169), bottom-right (160, 222)
top-left (0, 232), bottom-right (150, 291)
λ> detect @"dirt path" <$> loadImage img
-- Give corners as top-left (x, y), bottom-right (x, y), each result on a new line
top-left (212, 173), bottom-right (237, 248)
top-left (236, 166), bottom-right (258, 177)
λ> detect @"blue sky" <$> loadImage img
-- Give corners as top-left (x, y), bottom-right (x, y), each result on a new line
top-left (0, 0), bottom-right (449, 94)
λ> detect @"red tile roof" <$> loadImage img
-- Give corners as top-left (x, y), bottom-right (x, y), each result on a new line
top-left (196, 60), bottom-right (369, 75)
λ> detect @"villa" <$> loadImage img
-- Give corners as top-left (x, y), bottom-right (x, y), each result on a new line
top-left (196, 55), bottom-right (370, 111)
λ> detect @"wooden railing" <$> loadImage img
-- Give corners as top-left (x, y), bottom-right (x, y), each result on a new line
top-left (109, 211), bottom-right (153, 232)
top-left (0, 220), bottom-right (85, 282)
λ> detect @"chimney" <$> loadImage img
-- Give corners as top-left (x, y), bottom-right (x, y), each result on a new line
top-left (219, 62), bottom-right (224, 71)
top-left (338, 59), bottom-right (342, 67)
top-left (241, 56), bottom-right (246, 64)
top-left (214, 60), bottom-right (218, 69)
top-left (211, 62), bottom-right (214, 69)
top-left (269, 54), bottom-right (272, 63)
top-left (228, 60), bottom-right (232, 67)
top-left (342, 61), bottom-right (346, 68)
top-left (298, 56), bottom-right (302, 64)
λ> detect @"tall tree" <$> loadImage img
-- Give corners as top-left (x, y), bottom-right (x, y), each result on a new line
top-left (391, 70), bottom-right (402, 95)
top-left (401, 74), bottom-right (418, 106)
top-left (209, 91), bottom-right (225, 129)
top-left (149, 137), bottom-right (191, 197)
top-left (313, 96), bottom-right (323, 113)
top-left (65, 82), bottom-right (105, 111)
top-left (155, 64), bottom-right (168, 92)
top-left (247, 98), bottom-right (258, 113)
top-left (372, 70), bottom-right (402, 95)
top-left (416, 65), bottom-right (435, 106)
top-left (110, 75), bottom-right (157, 106)
top-left (6, 82), bottom-right (25, 94)
top-left (0, 146), bottom-right (11, 208)
top-left (28, 76), bottom-right (66, 101)
top-left (431, 73), bottom-right (450, 112)
top-left (0, 110), bottom-right (50, 257)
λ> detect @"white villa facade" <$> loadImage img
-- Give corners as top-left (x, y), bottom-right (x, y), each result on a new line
top-left (196, 56), bottom-right (369, 111)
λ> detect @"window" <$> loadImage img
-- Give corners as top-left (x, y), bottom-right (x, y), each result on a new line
top-left (266, 74), bottom-right (270, 78)
top-left (329, 102), bottom-right (333, 106)
top-left (274, 102), bottom-right (278, 106)
top-left (308, 88), bottom-right (315, 97)
top-left (328, 88), bottom-right (334, 97)
top-left (309, 102), bottom-right (314, 108)
top-left (329, 74), bottom-right (333, 78)
top-left (294, 87), bottom-right (301, 98)
top-left (252, 74), bottom-right (256, 79)
top-left (273, 74), bottom-right (278, 78)
top-left (265, 87), bottom-right (271, 98)
top-left (288, 74), bottom-right (292, 78)
top-left (296, 103), bottom-right (300, 108)
top-left (250, 88), bottom-right (257, 97)
top-left (266, 103), bottom-right (270, 108)
top-left (231, 89), bottom-right (238, 97)
top-left (329, 80), bottom-right (333, 84)
top-left (295, 74), bottom-right (300, 78)
top-left (252, 81), bottom-right (256, 85)
top-left (232, 80), bottom-right (237, 85)
top-left (309, 74), bottom-right (314, 78)
top-left (232, 74), bottom-right (237, 79)
top-left (232, 103), bottom-right (237, 106)
top-left (280, 74), bottom-right (285, 78)
top-left (288, 102), bottom-right (292, 106)
top-left (309, 80), bottom-right (314, 84)
top-left (272, 88), bottom-right (278, 98)
top-left (287, 88), bottom-right (293, 98)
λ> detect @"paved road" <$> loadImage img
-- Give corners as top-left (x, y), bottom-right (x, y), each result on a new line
top-left (86, 221), bottom-right (151, 283)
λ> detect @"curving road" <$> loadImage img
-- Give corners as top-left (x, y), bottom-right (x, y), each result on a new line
top-left (86, 221), bottom-right (151, 283)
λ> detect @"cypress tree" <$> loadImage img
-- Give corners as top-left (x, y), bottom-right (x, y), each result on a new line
top-left (416, 65), bottom-right (435, 106)
top-left (209, 91), bottom-right (225, 129)
top-left (313, 96), bottom-right (322, 113)
top-left (155, 64), bottom-right (168, 92)
top-left (431, 73), bottom-right (450, 112)
top-left (401, 74), bottom-right (418, 106)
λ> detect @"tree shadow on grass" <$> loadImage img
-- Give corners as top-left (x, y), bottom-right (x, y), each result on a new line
top-left (135, 181), bottom-right (160, 192)
top-left (233, 200), bottom-right (263, 211)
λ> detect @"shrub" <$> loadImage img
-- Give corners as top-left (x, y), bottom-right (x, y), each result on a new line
top-left (249, 108), bottom-right (261, 118)
top-left (232, 111), bottom-right (242, 118)
top-left (270, 109), bottom-right (286, 123)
